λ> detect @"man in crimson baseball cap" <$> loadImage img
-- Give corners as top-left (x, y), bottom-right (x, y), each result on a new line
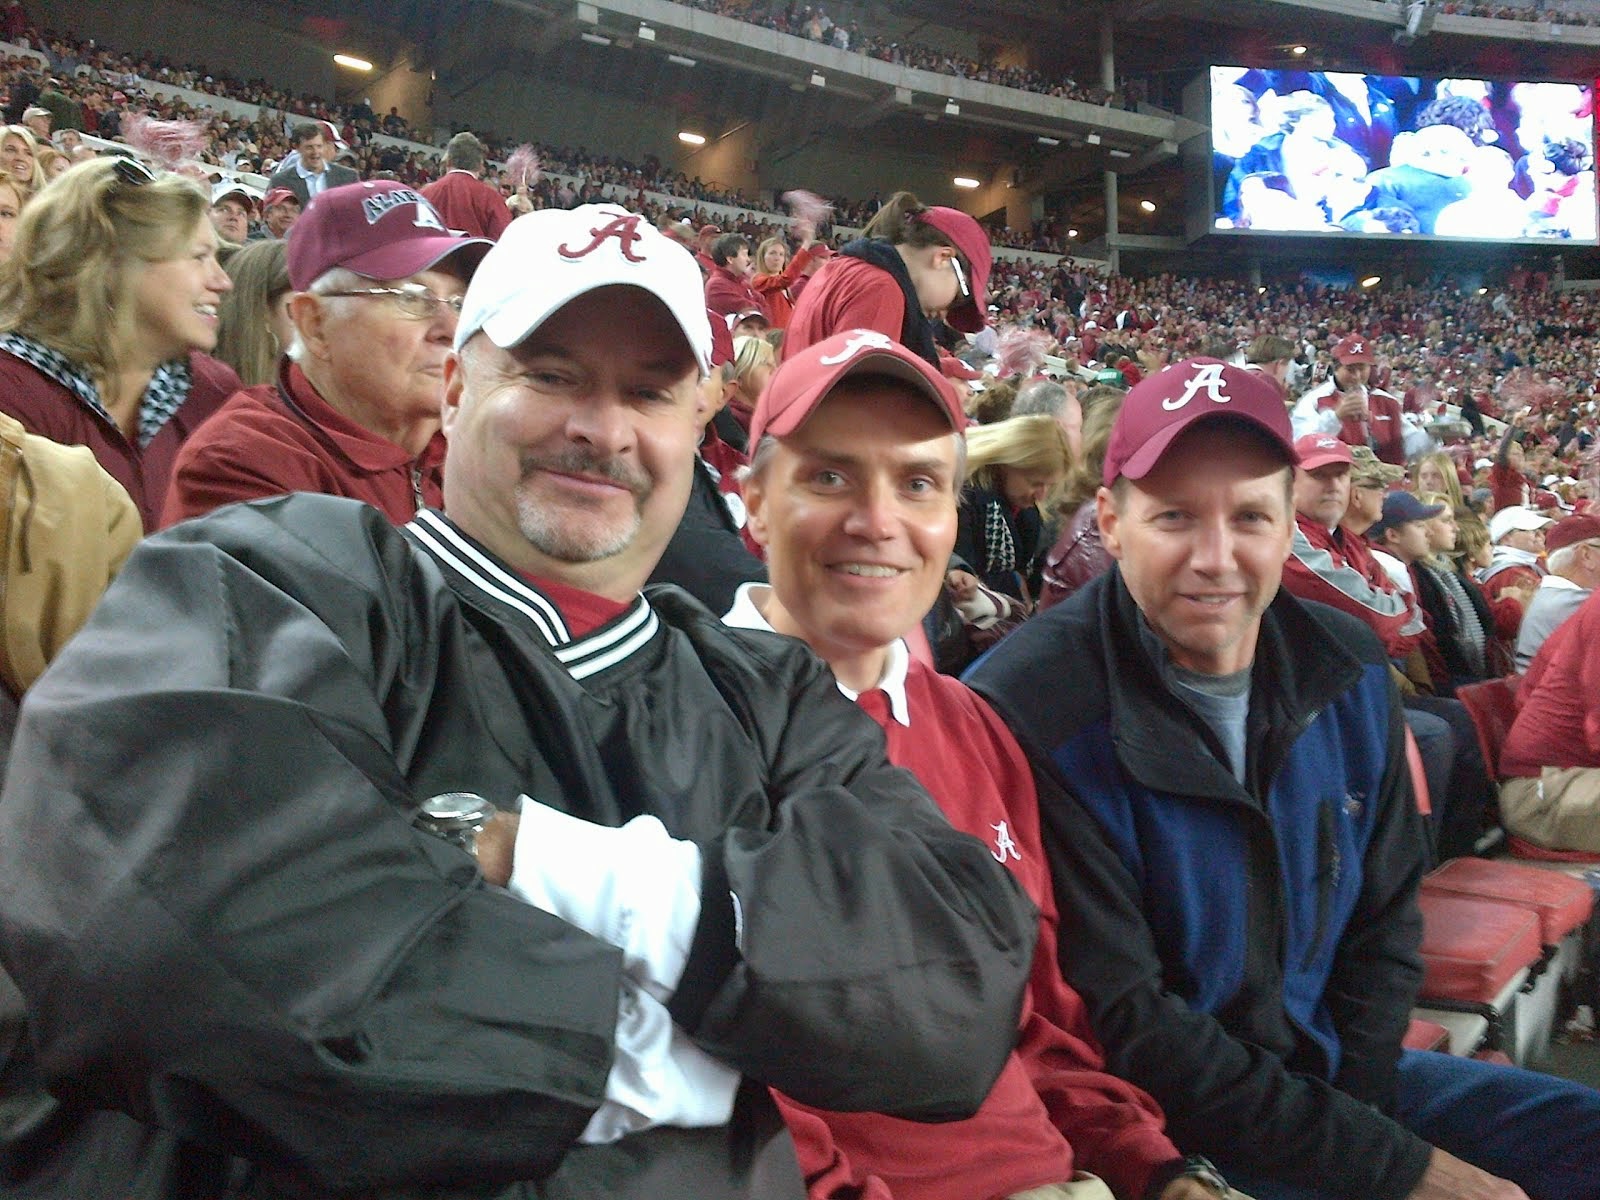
top-left (287, 180), bottom-right (491, 291)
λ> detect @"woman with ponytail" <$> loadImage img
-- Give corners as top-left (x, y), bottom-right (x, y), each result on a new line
top-left (0, 156), bottom-right (241, 528)
top-left (783, 190), bottom-right (991, 371)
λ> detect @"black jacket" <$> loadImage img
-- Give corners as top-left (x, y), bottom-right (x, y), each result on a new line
top-left (0, 496), bottom-right (1035, 1199)
top-left (966, 570), bottom-right (1433, 1200)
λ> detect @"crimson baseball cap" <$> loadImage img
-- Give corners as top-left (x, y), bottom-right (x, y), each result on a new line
top-left (455, 204), bottom-right (712, 374)
top-left (750, 328), bottom-right (966, 447)
top-left (1102, 357), bottom-right (1295, 487)
top-left (286, 181), bottom-right (492, 291)
top-left (914, 206), bottom-right (991, 334)
top-left (1545, 513), bottom-right (1600, 554)
top-left (1294, 432), bottom-right (1355, 472)
top-left (1333, 334), bottom-right (1375, 365)
top-left (262, 187), bottom-right (300, 211)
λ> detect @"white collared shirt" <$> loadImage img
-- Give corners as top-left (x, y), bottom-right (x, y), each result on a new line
top-left (723, 582), bottom-right (912, 727)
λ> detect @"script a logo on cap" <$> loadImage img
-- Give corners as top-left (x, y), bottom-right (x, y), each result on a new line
top-left (1349, 339), bottom-right (1365, 355)
top-left (819, 329), bottom-right (895, 366)
top-left (559, 211), bottom-right (647, 263)
top-left (1162, 361), bottom-right (1233, 412)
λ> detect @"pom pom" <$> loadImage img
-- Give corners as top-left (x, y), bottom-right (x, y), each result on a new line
top-left (505, 144), bottom-right (540, 189)
top-left (120, 114), bottom-right (209, 171)
top-left (1497, 367), bottom-right (1562, 415)
top-left (781, 188), bottom-right (833, 225)
top-left (994, 326), bottom-right (1053, 379)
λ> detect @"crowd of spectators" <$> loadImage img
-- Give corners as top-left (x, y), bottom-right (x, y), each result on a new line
top-left (1439, 0), bottom-right (1600, 24)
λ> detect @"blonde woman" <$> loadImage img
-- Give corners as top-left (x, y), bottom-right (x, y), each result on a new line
top-left (1411, 450), bottom-right (1465, 510)
top-left (954, 413), bottom-right (1072, 602)
top-left (721, 333), bottom-right (776, 451)
top-left (0, 156), bottom-right (241, 528)
top-left (750, 226), bottom-right (820, 330)
top-left (0, 175), bottom-right (23, 264)
top-left (0, 125), bottom-right (43, 198)
top-left (213, 239), bottom-right (292, 388)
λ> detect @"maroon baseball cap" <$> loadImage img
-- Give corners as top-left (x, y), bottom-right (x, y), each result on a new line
top-left (1102, 357), bottom-right (1295, 487)
top-left (1333, 334), bottom-right (1375, 365)
top-left (1545, 513), bottom-right (1600, 554)
top-left (914, 206), bottom-right (991, 334)
top-left (1294, 432), bottom-right (1355, 472)
top-left (286, 181), bottom-right (492, 291)
top-left (750, 328), bottom-right (966, 447)
top-left (262, 187), bottom-right (300, 211)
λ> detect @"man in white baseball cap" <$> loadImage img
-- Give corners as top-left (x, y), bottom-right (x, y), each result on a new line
top-left (1480, 503), bottom-right (1555, 638)
top-left (0, 204), bottom-right (1035, 1197)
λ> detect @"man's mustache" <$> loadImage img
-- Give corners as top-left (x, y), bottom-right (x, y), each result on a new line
top-left (520, 450), bottom-right (651, 499)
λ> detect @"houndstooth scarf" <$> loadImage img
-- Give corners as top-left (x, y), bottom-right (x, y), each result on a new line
top-left (982, 496), bottom-right (1017, 577)
top-left (0, 332), bottom-right (191, 448)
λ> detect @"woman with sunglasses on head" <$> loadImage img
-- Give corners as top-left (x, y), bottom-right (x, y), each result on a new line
top-left (783, 190), bottom-right (991, 376)
top-left (0, 156), bottom-right (241, 529)
top-left (162, 180), bottom-right (490, 527)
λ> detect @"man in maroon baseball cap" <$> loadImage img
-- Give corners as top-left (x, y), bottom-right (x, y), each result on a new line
top-left (1514, 511), bottom-right (1600, 669)
top-left (260, 187), bottom-right (301, 240)
top-left (968, 355), bottom-right (1567, 1200)
top-left (1290, 332), bottom-right (1409, 465)
top-left (164, 181), bottom-right (493, 527)
top-left (733, 332), bottom-right (1205, 1200)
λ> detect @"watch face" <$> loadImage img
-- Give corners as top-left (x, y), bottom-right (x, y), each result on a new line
top-left (417, 791), bottom-right (495, 831)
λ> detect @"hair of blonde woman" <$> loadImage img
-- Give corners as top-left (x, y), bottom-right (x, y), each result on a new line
top-left (731, 334), bottom-right (775, 385)
top-left (1059, 386), bottom-right (1126, 511)
top-left (963, 413), bottom-right (1073, 503)
top-left (1, 125), bottom-right (44, 195)
top-left (213, 238), bottom-right (290, 387)
top-left (753, 235), bottom-right (789, 276)
top-left (0, 157), bottom-right (209, 385)
top-left (1412, 491), bottom-right (1456, 568)
top-left (35, 145), bottom-right (68, 184)
top-left (1450, 504), bottom-right (1490, 573)
top-left (1411, 450), bottom-right (1464, 511)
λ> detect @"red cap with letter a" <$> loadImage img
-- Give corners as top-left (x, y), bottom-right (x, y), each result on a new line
top-left (1102, 357), bottom-right (1296, 486)
top-left (1332, 335), bottom-right (1375, 365)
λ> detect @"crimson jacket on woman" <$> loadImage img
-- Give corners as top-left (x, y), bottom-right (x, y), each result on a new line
top-left (0, 348), bottom-right (240, 530)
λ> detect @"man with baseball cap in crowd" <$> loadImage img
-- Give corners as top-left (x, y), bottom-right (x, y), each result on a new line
top-left (208, 180), bottom-right (260, 246)
top-left (163, 180), bottom-right (492, 525)
top-left (1478, 504), bottom-right (1555, 640)
top-left (1513, 511), bottom-right (1600, 670)
top-left (255, 186), bottom-right (301, 240)
top-left (0, 203), bottom-right (1036, 1198)
top-left (1291, 334), bottom-right (1410, 465)
top-left (966, 358), bottom-right (1600, 1200)
top-left (1367, 492), bottom-right (1446, 593)
top-left (726, 329), bottom-right (1223, 1200)
top-left (1281, 432), bottom-right (1490, 858)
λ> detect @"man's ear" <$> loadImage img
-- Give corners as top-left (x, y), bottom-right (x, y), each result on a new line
top-left (743, 469), bottom-right (771, 551)
top-left (1096, 485), bottom-right (1123, 560)
top-left (440, 349), bottom-right (465, 438)
top-left (286, 291), bottom-right (329, 362)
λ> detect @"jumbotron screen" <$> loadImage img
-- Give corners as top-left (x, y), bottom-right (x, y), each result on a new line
top-left (1208, 67), bottom-right (1596, 243)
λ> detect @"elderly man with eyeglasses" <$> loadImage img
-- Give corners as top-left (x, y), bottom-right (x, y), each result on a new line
top-left (162, 181), bottom-right (491, 526)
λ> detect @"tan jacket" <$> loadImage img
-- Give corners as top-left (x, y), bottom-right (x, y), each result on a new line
top-left (0, 411), bottom-right (139, 697)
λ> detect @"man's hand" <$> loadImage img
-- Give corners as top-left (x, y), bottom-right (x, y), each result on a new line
top-left (946, 569), bottom-right (980, 604)
top-left (1406, 1149), bottom-right (1529, 1200)
top-left (1160, 1178), bottom-right (1228, 1200)
top-left (475, 811), bottom-right (520, 888)
top-left (1335, 386), bottom-right (1369, 423)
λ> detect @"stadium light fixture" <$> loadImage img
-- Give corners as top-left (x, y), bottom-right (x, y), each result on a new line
top-left (667, 53), bottom-right (697, 66)
top-left (1109, 148), bottom-right (1131, 159)
top-left (638, 23), bottom-right (656, 39)
top-left (953, 176), bottom-right (981, 189)
top-left (1037, 136), bottom-right (1060, 147)
top-left (580, 32), bottom-right (612, 46)
top-left (1291, 44), bottom-right (1308, 56)
top-left (944, 100), bottom-right (960, 116)
top-left (1361, 275), bottom-right (1382, 288)
top-left (811, 71), bottom-right (826, 86)
top-left (1086, 132), bottom-right (1102, 145)
top-left (1067, 228), bottom-right (1078, 238)
top-left (678, 131), bottom-right (706, 146)
top-left (1479, 287), bottom-right (1489, 295)
top-left (1139, 200), bottom-right (1156, 213)
top-left (333, 54), bottom-right (373, 71)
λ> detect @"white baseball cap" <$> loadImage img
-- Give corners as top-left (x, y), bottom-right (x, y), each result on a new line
top-left (454, 204), bottom-right (712, 375)
top-left (1488, 504), bottom-right (1555, 544)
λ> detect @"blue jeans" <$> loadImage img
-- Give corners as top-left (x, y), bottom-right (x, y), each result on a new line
top-left (1219, 1051), bottom-right (1600, 1200)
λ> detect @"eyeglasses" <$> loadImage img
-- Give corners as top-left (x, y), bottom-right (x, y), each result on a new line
top-left (321, 282), bottom-right (465, 321)
top-left (949, 255), bottom-right (971, 301)
top-left (111, 156), bottom-right (157, 187)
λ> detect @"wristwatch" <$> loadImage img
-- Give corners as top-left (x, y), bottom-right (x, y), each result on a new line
top-left (413, 792), bottom-right (498, 857)
top-left (1178, 1155), bottom-right (1230, 1198)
